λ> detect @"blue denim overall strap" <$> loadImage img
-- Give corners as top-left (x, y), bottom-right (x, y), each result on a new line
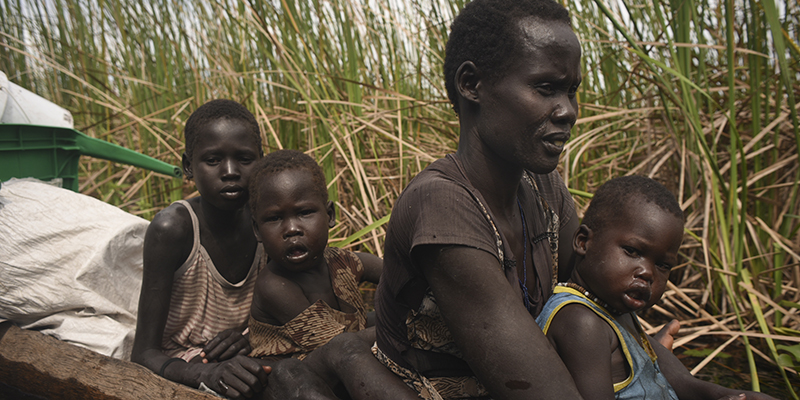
top-left (536, 286), bottom-right (679, 400)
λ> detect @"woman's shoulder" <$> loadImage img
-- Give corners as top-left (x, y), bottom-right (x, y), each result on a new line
top-left (398, 156), bottom-right (475, 202)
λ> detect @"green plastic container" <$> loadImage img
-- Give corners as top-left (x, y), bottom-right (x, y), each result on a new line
top-left (0, 124), bottom-right (182, 192)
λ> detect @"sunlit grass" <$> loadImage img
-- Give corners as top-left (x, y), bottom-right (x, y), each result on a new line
top-left (1, 0), bottom-right (798, 395)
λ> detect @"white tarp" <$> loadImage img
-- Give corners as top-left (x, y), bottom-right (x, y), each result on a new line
top-left (0, 178), bottom-right (146, 360)
top-left (0, 71), bottom-right (75, 128)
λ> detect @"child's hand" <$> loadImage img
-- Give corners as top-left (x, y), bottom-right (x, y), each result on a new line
top-left (199, 355), bottom-right (270, 399)
top-left (202, 328), bottom-right (251, 363)
top-left (653, 319), bottom-right (680, 351)
top-left (717, 392), bottom-right (779, 400)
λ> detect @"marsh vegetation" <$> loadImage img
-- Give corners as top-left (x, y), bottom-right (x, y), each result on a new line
top-left (1, 0), bottom-right (798, 396)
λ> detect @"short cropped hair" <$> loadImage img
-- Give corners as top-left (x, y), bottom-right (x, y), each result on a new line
top-left (444, 0), bottom-right (572, 114)
top-left (184, 99), bottom-right (262, 160)
top-left (582, 176), bottom-right (683, 234)
top-left (249, 150), bottom-right (328, 215)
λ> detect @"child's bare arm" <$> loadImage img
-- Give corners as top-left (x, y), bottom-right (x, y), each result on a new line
top-left (546, 304), bottom-right (618, 400)
top-left (132, 205), bottom-right (194, 371)
top-left (648, 335), bottom-right (778, 400)
top-left (250, 268), bottom-right (312, 325)
top-left (653, 319), bottom-right (681, 351)
top-left (356, 252), bottom-right (382, 284)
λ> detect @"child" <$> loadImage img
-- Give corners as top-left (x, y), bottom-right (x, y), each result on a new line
top-left (132, 99), bottom-right (269, 399)
top-left (246, 149), bottom-right (381, 359)
top-left (536, 176), bottom-right (777, 400)
top-left (246, 149), bottom-right (420, 400)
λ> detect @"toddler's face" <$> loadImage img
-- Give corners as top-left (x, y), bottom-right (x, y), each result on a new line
top-left (575, 200), bottom-right (684, 315)
top-left (252, 169), bottom-right (333, 273)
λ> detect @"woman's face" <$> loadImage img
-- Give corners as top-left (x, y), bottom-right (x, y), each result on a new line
top-left (474, 17), bottom-right (581, 174)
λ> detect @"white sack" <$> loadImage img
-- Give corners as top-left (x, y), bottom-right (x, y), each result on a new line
top-left (0, 178), bottom-right (147, 359)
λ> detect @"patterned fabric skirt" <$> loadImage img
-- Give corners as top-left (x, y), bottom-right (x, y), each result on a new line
top-left (371, 343), bottom-right (490, 400)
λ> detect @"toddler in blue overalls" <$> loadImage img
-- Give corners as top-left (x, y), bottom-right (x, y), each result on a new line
top-left (536, 176), bottom-right (777, 400)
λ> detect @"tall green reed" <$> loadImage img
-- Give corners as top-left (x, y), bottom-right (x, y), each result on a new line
top-left (1, 0), bottom-right (798, 393)
top-left (568, 0), bottom-right (799, 394)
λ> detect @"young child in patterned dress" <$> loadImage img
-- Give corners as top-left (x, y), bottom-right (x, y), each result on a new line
top-left (247, 149), bottom-right (381, 359)
top-left (247, 149), bottom-right (419, 400)
top-left (536, 175), bottom-right (778, 400)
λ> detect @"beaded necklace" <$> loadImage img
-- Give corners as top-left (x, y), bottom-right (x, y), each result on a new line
top-left (517, 198), bottom-right (530, 312)
top-left (556, 282), bottom-right (623, 315)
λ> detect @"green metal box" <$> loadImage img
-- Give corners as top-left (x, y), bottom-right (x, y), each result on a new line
top-left (0, 124), bottom-right (181, 192)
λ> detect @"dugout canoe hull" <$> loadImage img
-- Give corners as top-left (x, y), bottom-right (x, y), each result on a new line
top-left (0, 322), bottom-right (217, 400)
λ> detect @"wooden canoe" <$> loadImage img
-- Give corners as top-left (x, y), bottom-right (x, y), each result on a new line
top-left (0, 322), bottom-right (218, 400)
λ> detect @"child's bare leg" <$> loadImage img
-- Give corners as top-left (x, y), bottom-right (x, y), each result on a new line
top-left (303, 332), bottom-right (419, 400)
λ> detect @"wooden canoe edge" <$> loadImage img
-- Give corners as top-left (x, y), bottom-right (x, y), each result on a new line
top-left (0, 322), bottom-right (218, 400)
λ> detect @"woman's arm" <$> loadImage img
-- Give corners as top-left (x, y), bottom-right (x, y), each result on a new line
top-left (299, 332), bottom-right (420, 400)
top-left (415, 244), bottom-right (583, 400)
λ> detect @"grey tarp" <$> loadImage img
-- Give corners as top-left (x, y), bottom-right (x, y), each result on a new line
top-left (0, 178), bottom-right (146, 359)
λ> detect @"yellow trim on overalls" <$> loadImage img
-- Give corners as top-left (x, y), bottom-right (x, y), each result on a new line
top-left (541, 286), bottom-right (635, 392)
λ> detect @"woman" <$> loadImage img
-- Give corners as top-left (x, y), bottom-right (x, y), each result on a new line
top-left (374, 0), bottom-right (584, 398)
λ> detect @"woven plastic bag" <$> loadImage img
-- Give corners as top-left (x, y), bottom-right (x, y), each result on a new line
top-left (0, 178), bottom-right (146, 359)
